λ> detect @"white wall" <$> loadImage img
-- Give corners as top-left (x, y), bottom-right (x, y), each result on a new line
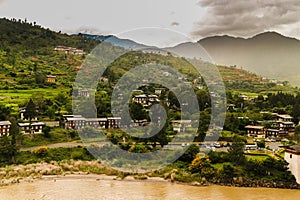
top-left (284, 151), bottom-right (300, 184)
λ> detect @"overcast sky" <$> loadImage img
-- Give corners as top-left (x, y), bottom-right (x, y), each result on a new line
top-left (1, 0), bottom-right (300, 46)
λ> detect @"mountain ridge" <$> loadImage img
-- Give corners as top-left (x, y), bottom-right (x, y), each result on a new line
top-left (167, 31), bottom-right (300, 86)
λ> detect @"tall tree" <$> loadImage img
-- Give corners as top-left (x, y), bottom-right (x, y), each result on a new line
top-left (9, 117), bottom-right (20, 163)
top-left (228, 137), bottom-right (246, 165)
top-left (24, 98), bottom-right (37, 122)
top-left (0, 104), bottom-right (10, 120)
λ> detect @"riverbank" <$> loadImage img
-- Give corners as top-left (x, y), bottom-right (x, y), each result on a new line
top-left (0, 160), bottom-right (299, 190)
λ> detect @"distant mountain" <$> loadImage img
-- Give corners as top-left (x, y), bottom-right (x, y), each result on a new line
top-left (168, 32), bottom-right (300, 86)
top-left (80, 34), bottom-right (152, 50)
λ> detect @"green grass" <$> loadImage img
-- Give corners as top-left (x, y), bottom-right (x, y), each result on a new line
top-left (0, 88), bottom-right (70, 110)
top-left (21, 128), bottom-right (80, 148)
top-left (275, 149), bottom-right (285, 159)
top-left (245, 154), bottom-right (270, 161)
top-left (211, 162), bottom-right (233, 170)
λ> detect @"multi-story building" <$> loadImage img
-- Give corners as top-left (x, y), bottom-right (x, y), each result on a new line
top-left (0, 121), bottom-right (11, 136)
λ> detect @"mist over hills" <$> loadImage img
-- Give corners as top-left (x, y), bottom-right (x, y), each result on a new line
top-left (80, 33), bottom-right (151, 50)
top-left (168, 32), bottom-right (300, 86)
top-left (80, 31), bottom-right (300, 86)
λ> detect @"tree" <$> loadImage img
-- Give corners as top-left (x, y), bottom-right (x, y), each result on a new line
top-left (294, 125), bottom-right (300, 143)
top-left (257, 140), bottom-right (265, 148)
top-left (221, 164), bottom-right (235, 181)
top-left (228, 137), bottom-right (246, 165)
top-left (8, 117), bottom-right (20, 163)
top-left (42, 126), bottom-right (51, 138)
top-left (129, 102), bottom-right (148, 120)
top-left (0, 135), bottom-right (16, 165)
top-left (0, 104), bottom-right (10, 120)
top-left (35, 73), bottom-right (46, 85)
top-left (24, 98), bottom-right (37, 122)
top-left (189, 156), bottom-right (215, 178)
top-left (178, 144), bottom-right (200, 163)
top-left (46, 106), bottom-right (55, 119)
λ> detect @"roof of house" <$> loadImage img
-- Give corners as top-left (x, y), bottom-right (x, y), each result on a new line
top-left (171, 120), bottom-right (192, 124)
top-left (18, 123), bottom-right (30, 127)
top-left (85, 118), bottom-right (107, 122)
top-left (266, 129), bottom-right (280, 132)
top-left (107, 117), bottom-right (121, 120)
top-left (134, 95), bottom-right (147, 98)
top-left (287, 145), bottom-right (300, 153)
top-left (245, 125), bottom-right (264, 129)
top-left (276, 114), bottom-right (292, 119)
top-left (280, 121), bottom-right (295, 125)
top-left (0, 121), bottom-right (11, 126)
top-left (31, 122), bottom-right (45, 126)
top-left (46, 75), bottom-right (57, 78)
top-left (66, 117), bottom-right (86, 121)
top-left (148, 95), bottom-right (158, 98)
top-left (63, 115), bottom-right (83, 118)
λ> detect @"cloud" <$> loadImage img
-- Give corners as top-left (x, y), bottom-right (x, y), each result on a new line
top-left (66, 26), bottom-right (110, 35)
top-left (171, 22), bottom-right (180, 27)
top-left (192, 0), bottom-right (300, 37)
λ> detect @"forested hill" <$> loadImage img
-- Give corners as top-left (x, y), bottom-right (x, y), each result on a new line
top-left (0, 18), bottom-right (100, 90)
top-left (0, 18), bottom-right (295, 95)
top-left (0, 18), bottom-right (99, 53)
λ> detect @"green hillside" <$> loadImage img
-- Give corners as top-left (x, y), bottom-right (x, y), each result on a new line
top-left (0, 18), bottom-right (296, 111)
top-left (0, 18), bottom-right (100, 109)
top-left (0, 18), bottom-right (99, 88)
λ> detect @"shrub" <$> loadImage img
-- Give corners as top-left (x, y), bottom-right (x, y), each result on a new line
top-left (33, 146), bottom-right (48, 158)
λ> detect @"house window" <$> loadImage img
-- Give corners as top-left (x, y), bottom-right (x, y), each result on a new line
top-left (290, 154), bottom-right (292, 159)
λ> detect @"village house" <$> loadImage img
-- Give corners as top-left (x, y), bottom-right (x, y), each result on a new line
top-left (265, 129), bottom-right (280, 138)
top-left (148, 95), bottom-right (159, 103)
top-left (85, 118), bottom-right (107, 128)
top-left (170, 120), bottom-right (192, 133)
top-left (65, 116), bottom-right (86, 130)
top-left (19, 108), bottom-right (39, 121)
top-left (130, 119), bottom-right (149, 127)
top-left (18, 123), bottom-right (31, 134)
top-left (107, 117), bottom-right (121, 129)
top-left (78, 90), bottom-right (90, 97)
top-left (43, 121), bottom-right (60, 128)
top-left (132, 94), bottom-right (159, 106)
top-left (46, 75), bottom-right (56, 83)
top-left (154, 88), bottom-right (166, 95)
top-left (31, 122), bottom-right (45, 134)
top-left (240, 95), bottom-right (249, 101)
top-left (273, 113), bottom-right (295, 134)
top-left (133, 94), bottom-right (148, 104)
top-left (18, 122), bottom-right (45, 134)
top-left (274, 113), bottom-right (293, 122)
top-left (284, 145), bottom-right (300, 184)
top-left (54, 46), bottom-right (84, 55)
top-left (0, 121), bottom-right (11, 136)
top-left (245, 125), bottom-right (265, 138)
top-left (63, 115), bottom-right (121, 130)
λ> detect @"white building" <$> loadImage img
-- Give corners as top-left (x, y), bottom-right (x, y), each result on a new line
top-left (284, 145), bottom-right (300, 184)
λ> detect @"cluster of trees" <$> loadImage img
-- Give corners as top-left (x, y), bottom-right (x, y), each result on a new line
top-left (21, 93), bottom-right (71, 121)
top-left (177, 139), bottom-right (295, 183)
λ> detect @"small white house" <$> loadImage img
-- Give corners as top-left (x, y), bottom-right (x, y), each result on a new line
top-left (18, 122), bottom-right (45, 134)
top-left (284, 145), bottom-right (300, 184)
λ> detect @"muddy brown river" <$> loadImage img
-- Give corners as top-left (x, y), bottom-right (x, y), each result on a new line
top-left (0, 175), bottom-right (299, 200)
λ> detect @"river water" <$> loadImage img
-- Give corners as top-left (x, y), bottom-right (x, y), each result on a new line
top-left (0, 175), bottom-right (299, 200)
